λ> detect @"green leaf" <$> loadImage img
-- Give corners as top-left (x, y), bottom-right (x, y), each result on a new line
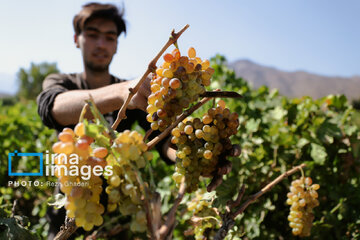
top-left (269, 106), bottom-right (287, 120)
top-left (344, 125), bottom-right (358, 136)
top-left (47, 193), bottom-right (66, 209)
top-left (0, 216), bottom-right (38, 240)
top-left (317, 121), bottom-right (342, 141)
top-left (245, 118), bottom-right (261, 133)
top-left (311, 143), bottom-right (327, 165)
top-left (84, 121), bottom-right (99, 138)
top-left (297, 138), bottom-right (309, 148)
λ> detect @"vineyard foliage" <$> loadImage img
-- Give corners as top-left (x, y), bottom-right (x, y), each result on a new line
top-left (0, 55), bottom-right (360, 239)
top-left (0, 101), bottom-right (57, 239)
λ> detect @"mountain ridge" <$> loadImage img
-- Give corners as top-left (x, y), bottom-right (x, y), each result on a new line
top-left (228, 60), bottom-right (360, 100)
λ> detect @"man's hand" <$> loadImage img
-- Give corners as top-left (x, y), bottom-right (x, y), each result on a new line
top-left (125, 74), bottom-right (152, 111)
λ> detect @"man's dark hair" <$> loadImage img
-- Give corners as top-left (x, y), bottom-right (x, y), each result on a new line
top-left (73, 2), bottom-right (126, 37)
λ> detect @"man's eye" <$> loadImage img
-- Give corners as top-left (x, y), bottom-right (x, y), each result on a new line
top-left (87, 33), bottom-right (98, 38)
top-left (106, 36), bottom-right (116, 42)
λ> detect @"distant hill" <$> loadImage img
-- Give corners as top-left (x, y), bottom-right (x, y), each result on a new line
top-left (0, 92), bottom-right (12, 98)
top-left (228, 59), bottom-right (360, 101)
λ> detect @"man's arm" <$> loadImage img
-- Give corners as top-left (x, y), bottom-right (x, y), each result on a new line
top-left (162, 138), bottom-right (177, 163)
top-left (52, 78), bottom-right (150, 126)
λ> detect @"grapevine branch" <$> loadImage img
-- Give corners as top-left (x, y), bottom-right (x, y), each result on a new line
top-left (147, 95), bottom-right (214, 150)
top-left (111, 24), bottom-right (190, 130)
top-left (86, 223), bottom-right (129, 239)
top-left (200, 91), bottom-right (243, 99)
top-left (214, 163), bottom-right (306, 240)
top-left (226, 185), bottom-right (245, 212)
top-left (158, 180), bottom-right (186, 239)
top-left (53, 217), bottom-right (77, 240)
top-left (130, 163), bottom-right (157, 239)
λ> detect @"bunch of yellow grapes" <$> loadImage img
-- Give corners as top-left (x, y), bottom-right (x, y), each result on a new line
top-left (52, 123), bottom-right (153, 233)
top-left (105, 130), bottom-right (152, 233)
top-left (187, 189), bottom-right (218, 240)
top-left (52, 123), bottom-right (107, 231)
top-left (146, 47), bottom-right (214, 131)
top-left (171, 100), bottom-right (239, 192)
top-left (286, 176), bottom-right (320, 236)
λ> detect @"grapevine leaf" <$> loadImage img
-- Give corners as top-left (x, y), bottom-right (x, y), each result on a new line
top-left (269, 106), bottom-right (287, 120)
top-left (86, 98), bottom-right (116, 139)
top-left (317, 120), bottom-right (342, 143)
top-left (96, 135), bottom-right (112, 148)
top-left (251, 137), bottom-right (264, 145)
top-left (84, 120), bottom-right (99, 138)
top-left (202, 191), bottom-right (216, 201)
top-left (297, 138), bottom-right (309, 148)
top-left (310, 143), bottom-right (327, 165)
top-left (47, 193), bottom-right (66, 209)
top-left (0, 217), bottom-right (38, 240)
top-left (344, 125), bottom-right (358, 136)
top-left (246, 118), bottom-right (261, 133)
top-left (213, 175), bottom-right (239, 209)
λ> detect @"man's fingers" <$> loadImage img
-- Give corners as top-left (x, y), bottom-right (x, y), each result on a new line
top-left (129, 91), bottom-right (148, 111)
top-left (138, 77), bottom-right (151, 98)
top-left (138, 96), bottom-right (148, 111)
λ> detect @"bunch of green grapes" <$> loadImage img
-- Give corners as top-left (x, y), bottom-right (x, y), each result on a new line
top-left (105, 130), bottom-right (153, 233)
top-left (187, 189), bottom-right (219, 240)
top-left (52, 123), bottom-right (106, 231)
top-left (286, 176), bottom-right (320, 237)
top-left (146, 47), bottom-right (214, 131)
top-left (171, 100), bottom-right (239, 192)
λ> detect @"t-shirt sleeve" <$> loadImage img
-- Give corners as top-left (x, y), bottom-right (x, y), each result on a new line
top-left (36, 74), bottom-right (76, 132)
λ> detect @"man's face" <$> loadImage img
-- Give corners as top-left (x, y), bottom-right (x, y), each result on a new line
top-left (75, 18), bottom-right (118, 72)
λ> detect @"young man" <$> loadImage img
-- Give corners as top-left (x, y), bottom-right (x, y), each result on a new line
top-left (38, 3), bottom-right (147, 131)
top-left (37, 3), bottom-right (174, 239)
top-left (37, 2), bottom-right (174, 160)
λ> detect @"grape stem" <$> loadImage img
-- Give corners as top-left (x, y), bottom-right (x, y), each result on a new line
top-left (144, 128), bottom-right (154, 141)
top-left (214, 163), bottom-right (307, 240)
top-left (86, 95), bottom-right (117, 139)
top-left (147, 95), bottom-right (214, 150)
top-left (111, 24), bottom-right (190, 130)
top-left (78, 102), bottom-right (89, 122)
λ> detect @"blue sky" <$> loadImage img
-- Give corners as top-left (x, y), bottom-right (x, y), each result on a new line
top-left (0, 0), bottom-right (359, 94)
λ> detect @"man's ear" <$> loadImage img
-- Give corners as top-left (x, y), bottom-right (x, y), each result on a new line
top-left (74, 34), bottom-right (80, 48)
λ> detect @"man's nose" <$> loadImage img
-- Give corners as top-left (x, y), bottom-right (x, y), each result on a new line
top-left (96, 36), bottom-right (106, 48)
